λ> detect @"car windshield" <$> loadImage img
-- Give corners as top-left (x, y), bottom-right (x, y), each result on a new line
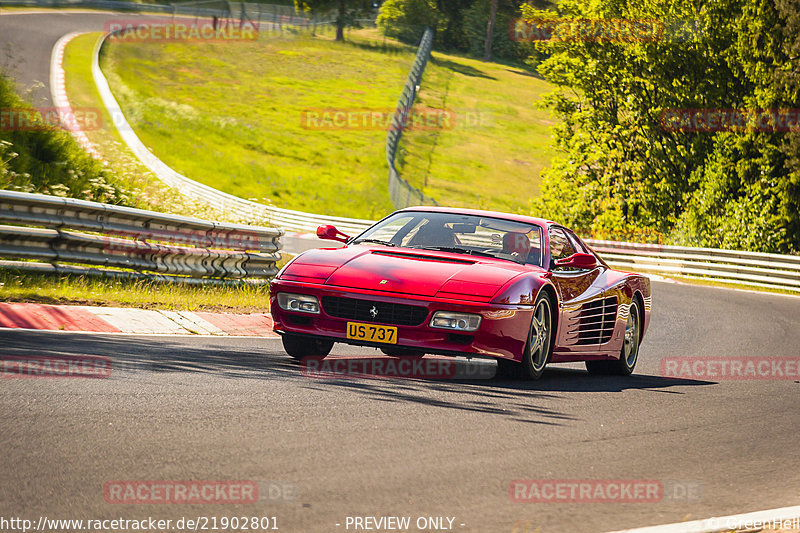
top-left (352, 211), bottom-right (543, 266)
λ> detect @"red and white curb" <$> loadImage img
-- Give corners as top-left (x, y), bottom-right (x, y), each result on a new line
top-left (606, 504), bottom-right (800, 533)
top-left (0, 302), bottom-right (278, 337)
top-left (51, 31), bottom-right (102, 158)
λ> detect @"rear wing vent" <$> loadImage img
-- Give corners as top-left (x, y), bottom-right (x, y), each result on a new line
top-left (567, 296), bottom-right (618, 346)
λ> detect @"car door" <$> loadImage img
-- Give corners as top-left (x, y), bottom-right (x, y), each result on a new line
top-left (547, 226), bottom-right (609, 352)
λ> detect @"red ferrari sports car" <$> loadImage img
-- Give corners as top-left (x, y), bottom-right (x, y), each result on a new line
top-left (270, 207), bottom-right (651, 379)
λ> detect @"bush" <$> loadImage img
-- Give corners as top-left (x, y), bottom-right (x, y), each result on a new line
top-left (0, 69), bottom-right (134, 205)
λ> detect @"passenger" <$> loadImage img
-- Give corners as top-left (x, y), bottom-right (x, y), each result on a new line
top-left (503, 231), bottom-right (530, 262)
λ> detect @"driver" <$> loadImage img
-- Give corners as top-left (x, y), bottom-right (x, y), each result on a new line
top-left (502, 231), bottom-right (530, 262)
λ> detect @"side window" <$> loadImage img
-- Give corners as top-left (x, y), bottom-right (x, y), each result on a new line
top-left (566, 230), bottom-right (588, 254)
top-left (549, 227), bottom-right (577, 264)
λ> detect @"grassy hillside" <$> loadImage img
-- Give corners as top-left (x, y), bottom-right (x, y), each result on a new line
top-left (402, 53), bottom-right (554, 212)
top-left (0, 66), bottom-right (133, 204)
top-left (101, 30), bottom-right (407, 219)
top-left (97, 27), bottom-right (555, 219)
top-left (61, 32), bottom-right (237, 221)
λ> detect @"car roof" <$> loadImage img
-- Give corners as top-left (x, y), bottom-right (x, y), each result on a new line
top-left (398, 205), bottom-right (554, 228)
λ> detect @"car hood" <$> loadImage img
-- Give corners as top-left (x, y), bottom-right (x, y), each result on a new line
top-left (282, 246), bottom-right (532, 299)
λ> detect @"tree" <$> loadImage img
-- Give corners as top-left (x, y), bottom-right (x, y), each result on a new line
top-left (377, 0), bottom-right (474, 51)
top-left (774, 0), bottom-right (800, 247)
top-left (377, 0), bottom-right (441, 45)
top-left (295, 0), bottom-right (373, 41)
top-left (463, 0), bottom-right (545, 63)
top-left (484, 0), bottom-right (498, 60)
top-left (526, 0), bottom-right (800, 253)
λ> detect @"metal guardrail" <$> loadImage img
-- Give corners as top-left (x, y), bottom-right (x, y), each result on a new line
top-left (0, 190), bottom-right (283, 283)
top-left (0, 0), bottom-right (173, 11)
top-left (0, 0), bottom-right (326, 35)
top-left (386, 27), bottom-right (437, 209)
top-left (167, 2), bottom-right (321, 30)
top-left (0, 0), bottom-right (354, 33)
top-left (585, 238), bottom-right (800, 292)
top-left (0, 0), bottom-right (291, 16)
top-left (37, 11), bottom-right (800, 292)
top-left (3, 188), bottom-right (797, 291)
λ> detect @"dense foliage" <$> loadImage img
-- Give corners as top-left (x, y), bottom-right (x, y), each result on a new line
top-left (295, 0), bottom-right (375, 41)
top-left (377, 0), bottom-right (548, 61)
top-left (525, 0), bottom-right (800, 252)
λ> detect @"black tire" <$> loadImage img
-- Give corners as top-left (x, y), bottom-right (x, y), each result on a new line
top-left (495, 291), bottom-right (554, 380)
top-left (586, 297), bottom-right (641, 376)
top-left (282, 334), bottom-right (334, 360)
top-left (380, 347), bottom-right (425, 358)
top-left (495, 358), bottom-right (523, 379)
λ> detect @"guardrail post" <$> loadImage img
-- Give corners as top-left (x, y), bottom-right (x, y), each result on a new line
top-left (385, 27), bottom-right (436, 209)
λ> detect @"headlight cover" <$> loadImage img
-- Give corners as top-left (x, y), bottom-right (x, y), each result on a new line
top-left (276, 293), bottom-right (320, 314)
top-left (430, 311), bottom-right (481, 332)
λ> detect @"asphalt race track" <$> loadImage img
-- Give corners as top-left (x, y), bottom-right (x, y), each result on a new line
top-left (2, 281), bottom-right (800, 532)
top-left (0, 11), bottom-right (135, 105)
top-left (2, 11), bottom-right (800, 533)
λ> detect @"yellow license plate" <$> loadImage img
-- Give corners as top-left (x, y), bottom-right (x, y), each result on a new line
top-left (346, 322), bottom-right (397, 344)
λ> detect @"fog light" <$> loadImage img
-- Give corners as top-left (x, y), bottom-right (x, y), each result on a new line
top-left (430, 311), bottom-right (481, 332)
top-left (277, 293), bottom-right (320, 314)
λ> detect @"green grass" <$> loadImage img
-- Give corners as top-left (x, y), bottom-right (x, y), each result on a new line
top-left (101, 28), bottom-right (409, 219)
top-left (0, 64), bottom-right (134, 204)
top-left (61, 32), bottom-right (247, 222)
top-left (97, 27), bottom-right (556, 219)
top-left (0, 270), bottom-right (271, 312)
top-left (400, 54), bottom-right (555, 212)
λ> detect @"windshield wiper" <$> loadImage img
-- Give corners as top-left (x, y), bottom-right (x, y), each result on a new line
top-left (462, 249), bottom-right (502, 259)
top-left (414, 245), bottom-right (497, 257)
top-left (414, 245), bottom-right (470, 254)
top-left (354, 238), bottom-right (396, 246)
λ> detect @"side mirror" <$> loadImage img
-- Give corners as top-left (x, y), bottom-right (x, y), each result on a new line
top-left (554, 252), bottom-right (597, 270)
top-left (316, 225), bottom-right (350, 244)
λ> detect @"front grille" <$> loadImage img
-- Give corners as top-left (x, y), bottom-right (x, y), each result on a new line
top-left (321, 296), bottom-right (429, 326)
top-left (567, 296), bottom-right (617, 345)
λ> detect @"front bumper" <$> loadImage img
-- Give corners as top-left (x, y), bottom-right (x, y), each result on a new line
top-left (270, 280), bottom-right (533, 361)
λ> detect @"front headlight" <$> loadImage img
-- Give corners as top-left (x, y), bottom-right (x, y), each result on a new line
top-left (430, 311), bottom-right (481, 332)
top-left (276, 293), bottom-right (320, 314)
